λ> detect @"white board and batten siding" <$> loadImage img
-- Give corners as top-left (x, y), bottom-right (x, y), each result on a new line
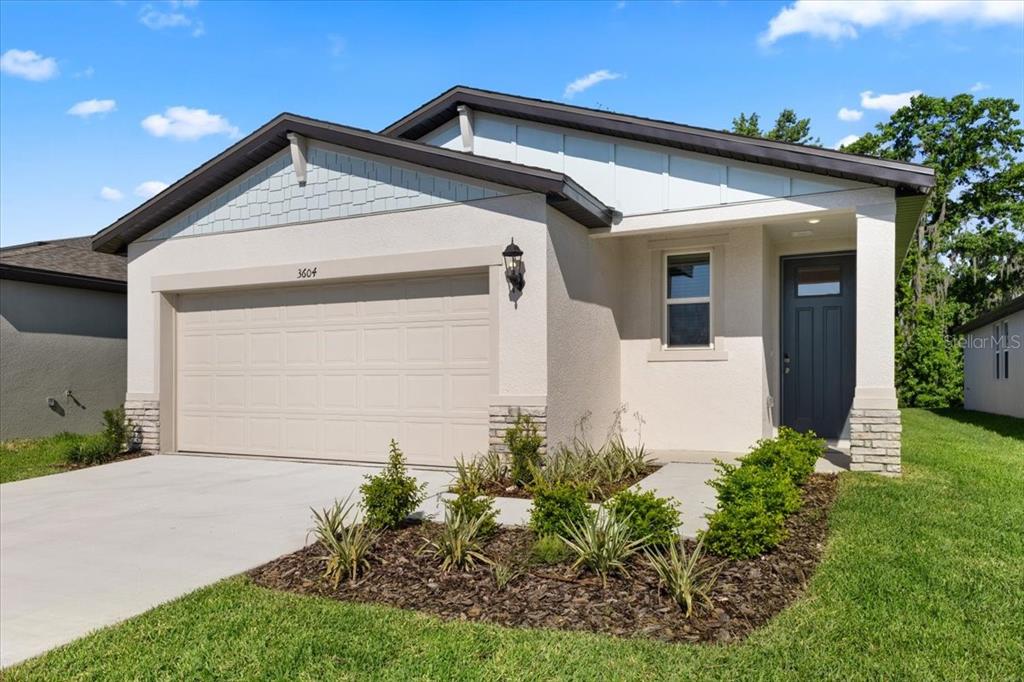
top-left (422, 113), bottom-right (869, 216)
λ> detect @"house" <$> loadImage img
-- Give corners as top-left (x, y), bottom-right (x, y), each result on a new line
top-left (954, 295), bottom-right (1023, 419)
top-left (0, 237), bottom-right (127, 440)
top-left (91, 86), bottom-right (935, 475)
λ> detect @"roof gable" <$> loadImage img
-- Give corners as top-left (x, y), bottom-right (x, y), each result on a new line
top-left (0, 237), bottom-right (126, 291)
top-left (382, 86), bottom-right (935, 195)
top-left (92, 113), bottom-right (613, 254)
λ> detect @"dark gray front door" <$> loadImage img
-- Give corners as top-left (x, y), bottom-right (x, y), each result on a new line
top-left (781, 254), bottom-right (856, 438)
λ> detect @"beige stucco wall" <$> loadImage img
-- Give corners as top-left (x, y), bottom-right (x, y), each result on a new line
top-left (615, 225), bottom-right (771, 453)
top-left (963, 309), bottom-right (1024, 418)
top-left (544, 206), bottom-right (622, 449)
top-left (0, 279), bottom-right (127, 440)
top-left (126, 192), bottom-right (553, 452)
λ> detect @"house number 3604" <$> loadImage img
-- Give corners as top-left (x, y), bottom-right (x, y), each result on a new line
top-left (297, 267), bottom-right (318, 279)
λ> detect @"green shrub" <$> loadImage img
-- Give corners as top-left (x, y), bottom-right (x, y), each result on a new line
top-left (604, 489), bottom-right (681, 548)
top-left (701, 497), bottom-right (786, 559)
top-left (530, 534), bottom-right (571, 565)
top-left (65, 433), bottom-right (117, 466)
top-left (710, 460), bottom-right (801, 517)
top-left (504, 413), bottom-right (543, 486)
top-left (560, 508), bottom-right (647, 587)
top-left (741, 427), bottom-right (825, 486)
top-left (529, 483), bottom-right (594, 537)
top-left (445, 493), bottom-right (498, 537)
top-left (492, 559), bottom-right (526, 591)
top-left (360, 440), bottom-right (427, 529)
top-left (102, 405), bottom-right (131, 453)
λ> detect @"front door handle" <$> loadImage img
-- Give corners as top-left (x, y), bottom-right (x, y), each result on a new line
top-left (784, 353), bottom-right (791, 374)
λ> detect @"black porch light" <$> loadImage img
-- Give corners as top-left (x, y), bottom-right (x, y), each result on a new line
top-left (502, 238), bottom-right (525, 294)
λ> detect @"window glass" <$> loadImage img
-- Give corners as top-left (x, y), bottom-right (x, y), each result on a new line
top-left (668, 303), bottom-right (710, 346)
top-left (667, 254), bottom-right (711, 299)
top-left (797, 266), bottom-right (841, 296)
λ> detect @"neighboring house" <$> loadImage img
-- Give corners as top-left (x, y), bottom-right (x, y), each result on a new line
top-left (0, 237), bottom-right (127, 440)
top-left (954, 295), bottom-right (1024, 419)
top-left (91, 86), bottom-right (935, 475)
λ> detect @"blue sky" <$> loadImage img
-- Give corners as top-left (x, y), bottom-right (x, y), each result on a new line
top-left (1, 0), bottom-right (1022, 246)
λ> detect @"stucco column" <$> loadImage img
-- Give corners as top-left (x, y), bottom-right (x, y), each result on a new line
top-left (850, 202), bottom-right (901, 475)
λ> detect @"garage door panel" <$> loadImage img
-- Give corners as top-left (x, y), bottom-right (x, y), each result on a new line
top-left (176, 272), bottom-right (490, 465)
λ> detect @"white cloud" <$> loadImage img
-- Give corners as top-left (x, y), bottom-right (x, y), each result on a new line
top-left (563, 69), bottom-right (623, 99)
top-left (761, 1), bottom-right (1023, 46)
top-left (141, 106), bottom-right (239, 140)
top-left (139, 2), bottom-right (203, 36)
top-left (837, 107), bottom-right (863, 122)
top-left (73, 66), bottom-right (95, 79)
top-left (834, 134), bottom-right (861, 149)
top-left (99, 186), bottom-right (123, 201)
top-left (0, 49), bottom-right (59, 81)
top-left (67, 99), bottom-right (117, 117)
top-left (135, 180), bottom-right (169, 199)
top-left (860, 89), bottom-right (921, 111)
top-left (970, 81), bottom-right (989, 92)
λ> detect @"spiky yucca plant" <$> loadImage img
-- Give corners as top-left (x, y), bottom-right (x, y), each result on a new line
top-left (310, 497), bottom-right (380, 586)
top-left (424, 508), bottom-right (491, 572)
top-left (559, 508), bottom-right (647, 587)
top-left (646, 535), bottom-right (722, 617)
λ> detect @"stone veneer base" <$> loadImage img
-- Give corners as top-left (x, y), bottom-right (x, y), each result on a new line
top-left (488, 404), bottom-right (547, 455)
top-left (125, 399), bottom-right (160, 453)
top-left (849, 408), bottom-right (901, 475)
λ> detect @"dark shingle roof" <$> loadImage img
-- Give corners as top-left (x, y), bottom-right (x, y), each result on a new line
top-left (0, 237), bottom-right (126, 291)
top-left (952, 295), bottom-right (1024, 334)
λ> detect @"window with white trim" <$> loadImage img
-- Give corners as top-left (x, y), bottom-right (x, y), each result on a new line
top-left (664, 252), bottom-right (711, 347)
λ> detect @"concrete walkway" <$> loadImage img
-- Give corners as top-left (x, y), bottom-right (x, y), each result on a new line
top-left (0, 455), bottom-right (451, 668)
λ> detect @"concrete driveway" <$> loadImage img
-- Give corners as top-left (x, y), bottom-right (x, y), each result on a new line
top-left (0, 454), bottom-right (452, 668)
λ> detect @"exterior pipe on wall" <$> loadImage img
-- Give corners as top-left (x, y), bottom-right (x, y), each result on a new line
top-left (457, 105), bottom-right (474, 154)
top-left (286, 132), bottom-right (308, 185)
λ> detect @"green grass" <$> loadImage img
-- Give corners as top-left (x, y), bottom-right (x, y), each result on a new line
top-left (7, 409), bottom-right (1023, 680)
top-left (0, 432), bottom-right (85, 484)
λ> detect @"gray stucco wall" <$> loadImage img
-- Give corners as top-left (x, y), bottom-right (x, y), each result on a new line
top-left (0, 279), bottom-right (127, 440)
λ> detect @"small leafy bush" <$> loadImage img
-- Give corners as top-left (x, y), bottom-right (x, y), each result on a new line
top-left (445, 493), bottom-right (498, 537)
top-left (425, 508), bottom-right (490, 572)
top-left (646, 535), bottom-right (721, 617)
top-left (701, 497), bottom-right (786, 559)
top-left (65, 433), bottom-right (117, 466)
top-left (560, 508), bottom-right (647, 587)
top-left (310, 497), bottom-right (379, 586)
top-left (710, 461), bottom-right (801, 517)
top-left (530, 534), bottom-right (571, 565)
top-left (505, 413), bottom-right (543, 486)
top-left (360, 440), bottom-right (426, 529)
top-left (741, 427), bottom-right (825, 486)
top-left (529, 483), bottom-right (594, 537)
top-left (102, 405), bottom-right (131, 453)
top-left (604, 489), bottom-right (681, 548)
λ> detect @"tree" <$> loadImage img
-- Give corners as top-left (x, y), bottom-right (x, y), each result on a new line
top-left (846, 94), bottom-right (1024, 406)
top-left (730, 109), bottom-right (819, 146)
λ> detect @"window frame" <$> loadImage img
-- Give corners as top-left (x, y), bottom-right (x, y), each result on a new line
top-left (662, 250), bottom-right (713, 349)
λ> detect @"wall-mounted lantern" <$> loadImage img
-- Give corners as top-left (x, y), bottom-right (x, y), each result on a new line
top-left (502, 238), bottom-right (525, 301)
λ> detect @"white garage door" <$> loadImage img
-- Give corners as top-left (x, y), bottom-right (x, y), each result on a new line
top-left (175, 273), bottom-right (491, 465)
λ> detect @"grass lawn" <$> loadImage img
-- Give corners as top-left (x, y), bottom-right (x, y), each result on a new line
top-left (0, 433), bottom-right (85, 484)
top-left (6, 409), bottom-right (1023, 680)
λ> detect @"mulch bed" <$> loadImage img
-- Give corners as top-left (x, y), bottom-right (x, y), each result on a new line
top-left (249, 473), bottom-right (838, 644)
top-left (477, 465), bottom-right (662, 500)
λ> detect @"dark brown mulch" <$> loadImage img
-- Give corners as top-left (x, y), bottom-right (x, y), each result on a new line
top-left (249, 473), bottom-right (838, 644)
top-left (477, 465), bottom-right (662, 500)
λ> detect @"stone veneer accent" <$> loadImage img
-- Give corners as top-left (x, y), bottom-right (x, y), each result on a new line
top-left (849, 408), bottom-right (901, 475)
top-left (488, 404), bottom-right (547, 455)
top-left (125, 399), bottom-right (160, 453)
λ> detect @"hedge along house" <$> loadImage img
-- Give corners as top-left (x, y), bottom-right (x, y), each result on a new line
top-left (92, 87), bottom-right (934, 475)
